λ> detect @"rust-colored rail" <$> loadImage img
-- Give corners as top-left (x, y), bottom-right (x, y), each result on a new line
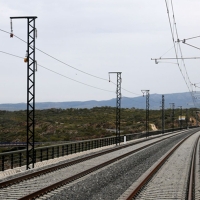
top-left (125, 130), bottom-right (199, 200)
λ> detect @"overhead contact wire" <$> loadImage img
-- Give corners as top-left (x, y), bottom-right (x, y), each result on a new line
top-left (0, 51), bottom-right (165, 105)
top-left (0, 28), bottom-right (107, 81)
top-left (0, 28), bottom-right (140, 96)
top-left (0, 50), bottom-right (114, 93)
top-left (165, 0), bottom-right (196, 107)
top-left (171, 0), bottom-right (192, 85)
top-left (170, 0), bottom-right (197, 106)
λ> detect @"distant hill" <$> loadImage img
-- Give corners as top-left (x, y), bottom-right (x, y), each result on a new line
top-left (0, 92), bottom-right (197, 111)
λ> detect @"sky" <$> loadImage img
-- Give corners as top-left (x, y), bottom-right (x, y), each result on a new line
top-left (0, 0), bottom-right (200, 104)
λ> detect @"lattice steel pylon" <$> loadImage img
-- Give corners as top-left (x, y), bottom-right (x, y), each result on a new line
top-left (141, 90), bottom-right (150, 138)
top-left (109, 72), bottom-right (122, 145)
top-left (162, 95), bottom-right (165, 134)
top-left (10, 16), bottom-right (37, 170)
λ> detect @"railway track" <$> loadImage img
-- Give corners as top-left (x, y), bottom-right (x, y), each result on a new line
top-left (0, 129), bottom-right (198, 199)
top-left (0, 130), bottom-right (182, 184)
top-left (122, 129), bottom-right (200, 200)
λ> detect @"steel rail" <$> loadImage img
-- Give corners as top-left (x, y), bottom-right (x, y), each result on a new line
top-left (125, 129), bottom-right (198, 200)
top-left (0, 130), bottom-right (184, 189)
top-left (187, 135), bottom-right (200, 200)
top-left (15, 130), bottom-right (197, 199)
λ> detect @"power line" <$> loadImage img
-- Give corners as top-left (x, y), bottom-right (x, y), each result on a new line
top-left (0, 50), bottom-right (114, 93)
top-left (159, 45), bottom-right (174, 58)
top-left (0, 28), bottom-right (140, 96)
top-left (170, 0), bottom-right (198, 106)
top-left (39, 64), bottom-right (115, 93)
top-left (170, 0), bottom-right (193, 87)
top-left (171, 0), bottom-right (192, 84)
top-left (0, 50), bottom-right (175, 107)
top-left (0, 28), bottom-right (108, 81)
top-left (164, 0), bottom-right (178, 59)
top-left (182, 42), bottom-right (200, 51)
top-left (164, 0), bottom-right (197, 107)
top-left (0, 48), bottom-right (159, 107)
top-left (1, 51), bottom-right (165, 109)
top-left (0, 50), bottom-right (23, 59)
top-left (194, 85), bottom-right (200, 89)
top-left (179, 35), bottom-right (200, 41)
top-left (152, 57), bottom-right (200, 60)
top-left (0, 49), bottom-right (141, 96)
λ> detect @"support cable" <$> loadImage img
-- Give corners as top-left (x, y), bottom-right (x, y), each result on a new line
top-left (0, 50), bottom-right (114, 93)
top-left (0, 28), bottom-right (107, 81)
top-left (171, 0), bottom-right (192, 86)
top-left (162, 95), bottom-right (165, 134)
top-left (0, 48), bottom-right (164, 107)
top-left (164, 0), bottom-right (197, 107)
top-left (180, 35), bottom-right (200, 41)
top-left (0, 28), bottom-right (140, 96)
top-left (182, 42), bottom-right (200, 51)
top-left (159, 46), bottom-right (174, 58)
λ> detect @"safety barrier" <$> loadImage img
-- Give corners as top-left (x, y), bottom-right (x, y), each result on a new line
top-left (0, 127), bottom-right (195, 171)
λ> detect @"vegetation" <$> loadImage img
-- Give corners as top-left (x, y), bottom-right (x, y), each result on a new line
top-left (0, 107), bottom-right (198, 145)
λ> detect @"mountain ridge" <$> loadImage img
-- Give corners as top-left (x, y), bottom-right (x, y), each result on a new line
top-left (0, 92), bottom-right (196, 111)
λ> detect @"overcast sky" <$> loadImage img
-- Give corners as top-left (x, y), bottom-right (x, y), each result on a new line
top-left (0, 0), bottom-right (200, 105)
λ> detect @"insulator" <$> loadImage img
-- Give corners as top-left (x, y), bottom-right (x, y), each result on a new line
top-left (10, 19), bottom-right (13, 31)
top-left (35, 60), bottom-right (37, 71)
top-left (35, 28), bottom-right (37, 38)
top-left (24, 50), bottom-right (28, 63)
top-left (10, 19), bottom-right (13, 38)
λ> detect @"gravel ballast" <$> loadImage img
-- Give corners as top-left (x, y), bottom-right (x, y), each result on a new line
top-left (43, 130), bottom-right (198, 200)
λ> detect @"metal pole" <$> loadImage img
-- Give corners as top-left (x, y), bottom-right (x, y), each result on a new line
top-left (10, 16), bottom-right (37, 170)
top-left (147, 92), bottom-right (149, 137)
top-left (178, 106), bottom-right (182, 129)
top-left (172, 104), bottom-right (175, 129)
top-left (170, 103), bottom-right (175, 130)
top-left (109, 72), bottom-right (122, 145)
top-left (196, 111), bottom-right (199, 127)
top-left (186, 108), bottom-right (188, 128)
top-left (141, 90), bottom-right (150, 138)
top-left (162, 95), bottom-right (165, 134)
top-left (180, 106), bottom-right (182, 129)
